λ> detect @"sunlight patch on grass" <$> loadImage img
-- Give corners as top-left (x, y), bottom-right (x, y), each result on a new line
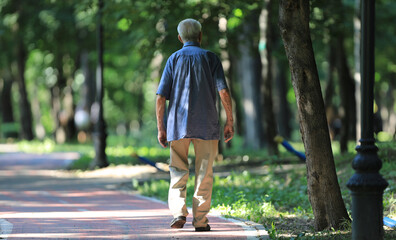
top-left (136, 140), bottom-right (396, 240)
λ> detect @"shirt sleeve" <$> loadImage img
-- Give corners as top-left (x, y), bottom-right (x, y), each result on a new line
top-left (211, 54), bottom-right (228, 91)
top-left (156, 57), bottom-right (173, 100)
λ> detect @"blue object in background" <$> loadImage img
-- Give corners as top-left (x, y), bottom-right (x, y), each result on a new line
top-left (132, 153), bottom-right (168, 172)
top-left (274, 136), bottom-right (306, 162)
top-left (275, 136), bottom-right (396, 229)
top-left (384, 217), bottom-right (396, 228)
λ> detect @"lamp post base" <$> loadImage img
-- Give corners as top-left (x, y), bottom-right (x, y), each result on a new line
top-left (347, 141), bottom-right (388, 240)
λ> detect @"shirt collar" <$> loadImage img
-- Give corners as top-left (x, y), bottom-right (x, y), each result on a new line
top-left (183, 41), bottom-right (201, 48)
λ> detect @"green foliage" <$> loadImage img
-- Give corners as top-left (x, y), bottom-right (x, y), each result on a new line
top-left (138, 179), bottom-right (169, 200)
top-left (1, 0), bottom-right (395, 144)
top-left (268, 222), bottom-right (278, 239)
top-left (13, 138), bottom-right (396, 238)
top-left (137, 167), bottom-right (312, 235)
top-left (17, 138), bottom-right (93, 153)
top-left (137, 140), bottom-right (396, 239)
top-left (15, 135), bottom-right (169, 171)
top-left (18, 138), bottom-right (57, 153)
top-left (0, 122), bottom-right (20, 136)
top-left (67, 154), bottom-right (92, 170)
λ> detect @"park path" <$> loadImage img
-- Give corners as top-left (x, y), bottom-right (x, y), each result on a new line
top-left (0, 146), bottom-right (268, 239)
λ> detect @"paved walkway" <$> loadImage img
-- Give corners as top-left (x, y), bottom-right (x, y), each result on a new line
top-left (0, 150), bottom-right (268, 239)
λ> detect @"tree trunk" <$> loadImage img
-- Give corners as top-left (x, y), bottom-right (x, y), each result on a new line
top-left (220, 49), bottom-right (235, 149)
top-left (0, 68), bottom-right (18, 138)
top-left (51, 53), bottom-right (77, 143)
top-left (15, 41), bottom-right (34, 140)
top-left (227, 46), bottom-right (243, 136)
top-left (274, 58), bottom-right (292, 139)
top-left (75, 51), bottom-right (95, 140)
top-left (279, 0), bottom-right (350, 230)
top-left (91, 0), bottom-right (109, 169)
top-left (52, 54), bottom-right (71, 143)
top-left (1, 69), bottom-right (15, 123)
top-left (31, 82), bottom-right (46, 140)
top-left (373, 89), bottom-right (383, 134)
top-left (260, 0), bottom-right (279, 155)
top-left (136, 80), bottom-right (145, 129)
top-left (336, 36), bottom-right (356, 153)
top-left (324, 46), bottom-right (336, 110)
top-left (236, 10), bottom-right (263, 150)
top-left (50, 84), bottom-right (62, 140)
top-left (327, 0), bottom-right (357, 153)
top-left (63, 83), bottom-right (76, 141)
top-left (78, 51), bottom-right (96, 113)
top-left (324, 46), bottom-right (337, 140)
top-left (385, 77), bottom-right (396, 136)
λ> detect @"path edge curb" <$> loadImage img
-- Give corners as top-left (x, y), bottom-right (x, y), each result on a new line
top-left (0, 218), bottom-right (13, 239)
top-left (125, 192), bottom-right (269, 239)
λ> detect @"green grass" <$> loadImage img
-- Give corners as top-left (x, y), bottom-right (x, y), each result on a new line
top-left (10, 135), bottom-right (396, 239)
top-left (15, 136), bottom-right (170, 170)
top-left (136, 140), bottom-right (396, 240)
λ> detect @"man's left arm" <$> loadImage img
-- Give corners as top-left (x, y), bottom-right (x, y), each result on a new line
top-left (156, 95), bottom-right (168, 148)
top-left (219, 88), bottom-right (234, 143)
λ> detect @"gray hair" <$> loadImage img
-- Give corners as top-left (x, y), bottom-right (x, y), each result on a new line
top-left (177, 19), bottom-right (202, 42)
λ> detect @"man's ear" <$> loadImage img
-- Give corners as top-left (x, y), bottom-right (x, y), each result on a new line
top-left (198, 32), bottom-right (202, 43)
top-left (178, 35), bottom-right (183, 44)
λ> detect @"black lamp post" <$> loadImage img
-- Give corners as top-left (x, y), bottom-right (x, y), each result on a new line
top-left (91, 0), bottom-right (109, 169)
top-left (346, 0), bottom-right (388, 239)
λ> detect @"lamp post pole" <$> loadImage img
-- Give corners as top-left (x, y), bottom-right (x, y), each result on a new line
top-left (346, 0), bottom-right (388, 239)
top-left (91, 0), bottom-right (109, 169)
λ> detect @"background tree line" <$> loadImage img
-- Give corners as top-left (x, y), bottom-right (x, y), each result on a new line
top-left (0, 0), bottom-right (395, 151)
top-left (1, 0), bottom-right (395, 232)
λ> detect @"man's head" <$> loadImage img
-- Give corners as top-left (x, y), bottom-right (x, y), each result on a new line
top-left (177, 19), bottom-right (202, 44)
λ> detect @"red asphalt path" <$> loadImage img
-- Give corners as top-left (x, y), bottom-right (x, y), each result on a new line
top-left (0, 151), bottom-right (268, 239)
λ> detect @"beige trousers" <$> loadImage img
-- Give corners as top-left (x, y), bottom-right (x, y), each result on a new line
top-left (168, 138), bottom-right (218, 228)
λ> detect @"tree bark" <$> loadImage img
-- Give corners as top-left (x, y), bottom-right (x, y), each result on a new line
top-left (52, 53), bottom-right (77, 143)
top-left (387, 79), bottom-right (396, 136)
top-left (91, 0), bottom-right (109, 169)
top-left (1, 69), bottom-right (15, 123)
top-left (15, 41), bottom-right (34, 140)
top-left (260, 0), bottom-right (279, 155)
top-left (30, 83), bottom-right (46, 140)
top-left (227, 46), bottom-right (243, 136)
top-left (50, 84), bottom-right (61, 140)
top-left (75, 51), bottom-right (95, 139)
top-left (324, 46), bottom-right (336, 110)
top-left (236, 9), bottom-right (263, 150)
top-left (279, 0), bottom-right (350, 230)
top-left (336, 36), bottom-right (356, 153)
top-left (324, 46), bottom-right (337, 140)
top-left (136, 79), bottom-right (145, 129)
top-left (274, 58), bottom-right (292, 139)
top-left (0, 68), bottom-right (18, 138)
top-left (78, 51), bottom-right (96, 113)
top-left (327, 0), bottom-right (356, 152)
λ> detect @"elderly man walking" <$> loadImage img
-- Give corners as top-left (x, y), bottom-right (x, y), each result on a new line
top-left (156, 18), bottom-right (234, 232)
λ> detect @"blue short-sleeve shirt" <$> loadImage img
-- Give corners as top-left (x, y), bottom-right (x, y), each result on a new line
top-left (156, 41), bottom-right (228, 142)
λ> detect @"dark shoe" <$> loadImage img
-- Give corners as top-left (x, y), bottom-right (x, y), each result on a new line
top-left (195, 224), bottom-right (211, 232)
top-left (170, 216), bottom-right (186, 228)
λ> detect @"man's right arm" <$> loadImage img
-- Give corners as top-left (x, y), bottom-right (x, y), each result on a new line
top-left (156, 95), bottom-right (168, 148)
top-left (219, 88), bottom-right (234, 142)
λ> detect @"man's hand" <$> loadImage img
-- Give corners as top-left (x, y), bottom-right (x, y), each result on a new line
top-left (224, 121), bottom-right (234, 143)
top-left (158, 130), bottom-right (168, 148)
